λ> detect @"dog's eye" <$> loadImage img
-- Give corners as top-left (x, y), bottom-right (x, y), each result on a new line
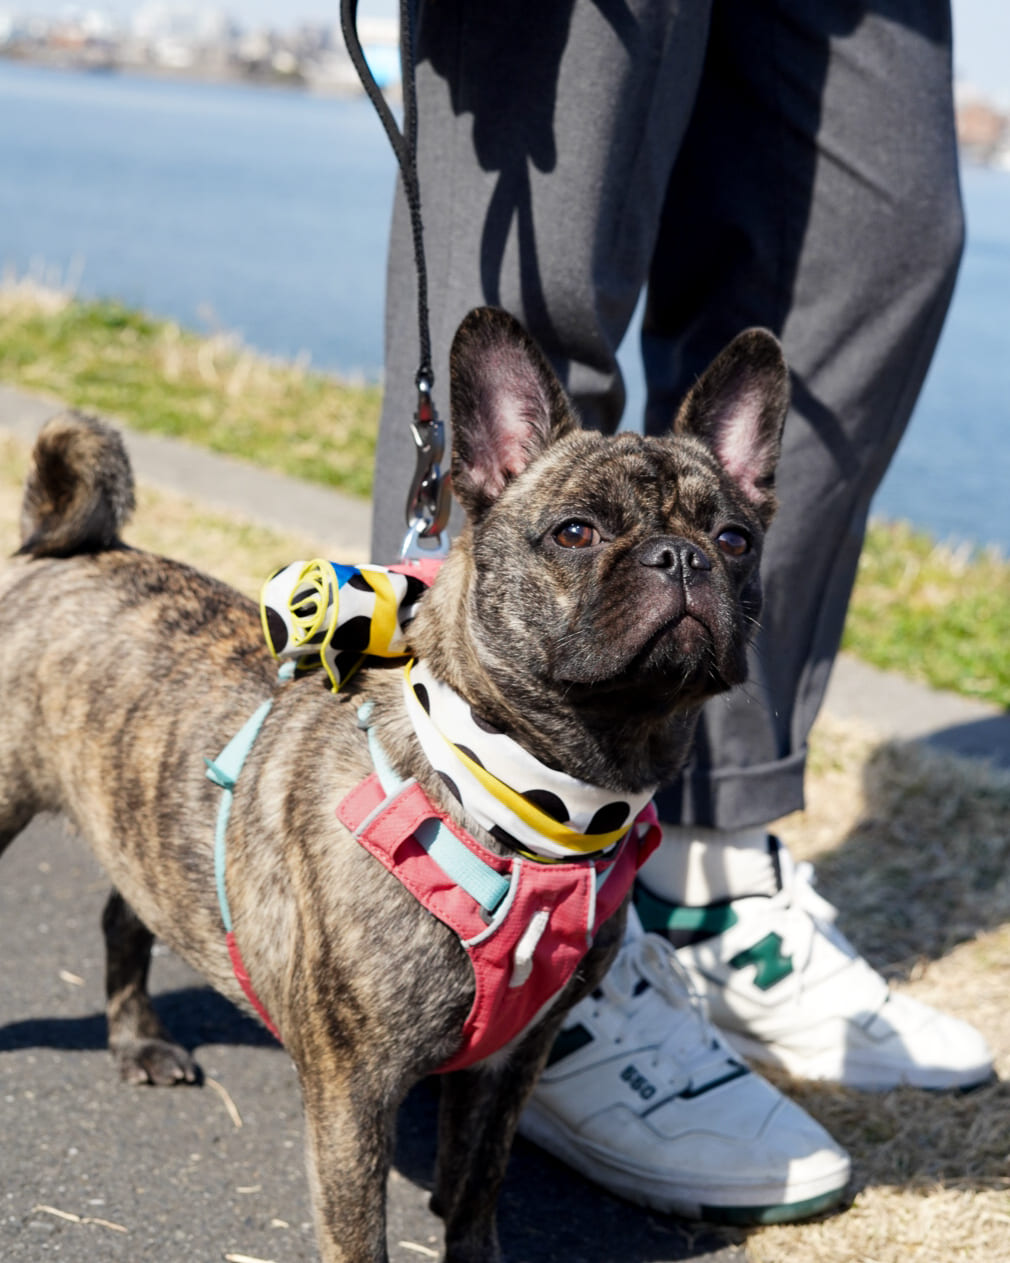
top-left (554, 521), bottom-right (600, 550)
top-left (716, 528), bottom-right (750, 557)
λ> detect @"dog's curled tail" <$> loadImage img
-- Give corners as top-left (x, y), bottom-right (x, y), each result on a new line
top-left (18, 411), bottom-right (136, 558)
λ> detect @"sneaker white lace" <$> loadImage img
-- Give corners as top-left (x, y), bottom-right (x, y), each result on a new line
top-left (520, 922), bottom-right (850, 1223)
top-left (671, 842), bottom-right (994, 1090)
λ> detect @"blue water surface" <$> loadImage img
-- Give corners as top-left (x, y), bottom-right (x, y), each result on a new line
top-left (1, 59), bottom-right (1008, 550)
top-left (0, 60), bottom-right (394, 373)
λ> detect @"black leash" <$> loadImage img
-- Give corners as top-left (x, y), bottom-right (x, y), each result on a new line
top-left (340, 0), bottom-right (451, 557)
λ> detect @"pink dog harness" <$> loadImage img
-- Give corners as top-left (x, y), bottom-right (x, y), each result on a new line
top-left (337, 768), bottom-right (660, 1071)
top-left (207, 556), bottom-right (661, 1068)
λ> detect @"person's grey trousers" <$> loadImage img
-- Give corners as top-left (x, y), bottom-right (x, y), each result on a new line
top-left (372, 0), bottom-right (963, 832)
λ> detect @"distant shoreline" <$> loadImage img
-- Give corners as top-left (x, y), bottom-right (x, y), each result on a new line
top-left (0, 47), bottom-right (381, 98)
top-left (4, 46), bottom-right (1005, 168)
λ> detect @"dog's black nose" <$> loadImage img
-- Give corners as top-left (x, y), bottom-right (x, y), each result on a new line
top-left (638, 536), bottom-right (712, 574)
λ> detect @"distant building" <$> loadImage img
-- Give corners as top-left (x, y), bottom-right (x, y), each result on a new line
top-left (0, 6), bottom-right (400, 96)
top-left (959, 101), bottom-right (1006, 150)
top-left (954, 80), bottom-right (1009, 167)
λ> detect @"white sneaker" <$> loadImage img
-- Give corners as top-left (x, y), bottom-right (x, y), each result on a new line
top-left (656, 840), bottom-right (994, 1091)
top-left (520, 920), bottom-right (850, 1224)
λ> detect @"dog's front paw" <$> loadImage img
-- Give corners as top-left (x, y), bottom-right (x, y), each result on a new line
top-left (114, 1038), bottom-right (200, 1086)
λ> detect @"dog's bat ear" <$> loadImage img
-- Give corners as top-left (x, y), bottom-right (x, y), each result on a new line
top-left (449, 307), bottom-right (579, 519)
top-left (673, 328), bottom-right (789, 524)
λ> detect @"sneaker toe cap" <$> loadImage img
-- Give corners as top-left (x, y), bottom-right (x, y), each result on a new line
top-left (581, 1073), bottom-right (850, 1195)
top-left (855, 992), bottom-right (994, 1089)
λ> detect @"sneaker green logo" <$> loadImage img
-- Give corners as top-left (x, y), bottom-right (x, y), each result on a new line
top-left (729, 932), bottom-right (794, 990)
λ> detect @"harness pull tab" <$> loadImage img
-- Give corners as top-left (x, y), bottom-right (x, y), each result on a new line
top-left (510, 909), bottom-right (551, 988)
top-left (401, 375), bottom-right (452, 559)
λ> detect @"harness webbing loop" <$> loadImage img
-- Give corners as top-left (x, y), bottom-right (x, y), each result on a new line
top-left (204, 665), bottom-right (295, 1043)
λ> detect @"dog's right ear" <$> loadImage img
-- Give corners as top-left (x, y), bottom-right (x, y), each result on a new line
top-left (449, 307), bottom-right (579, 519)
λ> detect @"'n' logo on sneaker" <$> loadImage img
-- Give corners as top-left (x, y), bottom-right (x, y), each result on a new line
top-left (729, 932), bottom-right (793, 990)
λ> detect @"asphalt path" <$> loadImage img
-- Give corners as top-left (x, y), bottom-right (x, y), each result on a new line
top-left (1, 816), bottom-right (745, 1263)
top-left (3, 382), bottom-right (1008, 1263)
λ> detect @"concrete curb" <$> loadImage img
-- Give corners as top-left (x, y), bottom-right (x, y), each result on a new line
top-left (3, 381), bottom-right (1008, 768)
top-left (0, 383), bottom-right (371, 558)
top-left (823, 652), bottom-right (1010, 767)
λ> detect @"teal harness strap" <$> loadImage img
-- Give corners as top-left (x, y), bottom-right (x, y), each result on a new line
top-left (205, 699), bottom-right (274, 932)
top-left (417, 817), bottom-right (513, 915)
top-left (356, 700), bottom-right (512, 914)
top-left (206, 663), bottom-right (295, 932)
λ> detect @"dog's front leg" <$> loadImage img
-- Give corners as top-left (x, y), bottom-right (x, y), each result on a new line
top-left (432, 921), bottom-right (625, 1263)
top-left (296, 1057), bottom-right (401, 1263)
top-left (431, 1022), bottom-right (563, 1263)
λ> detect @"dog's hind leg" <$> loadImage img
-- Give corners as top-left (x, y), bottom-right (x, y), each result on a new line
top-left (102, 889), bottom-right (199, 1086)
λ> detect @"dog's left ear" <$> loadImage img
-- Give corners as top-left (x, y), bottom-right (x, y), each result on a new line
top-left (674, 329), bottom-right (789, 525)
top-left (449, 307), bottom-right (579, 519)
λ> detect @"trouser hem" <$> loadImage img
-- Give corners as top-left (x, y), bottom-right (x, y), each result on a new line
top-left (653, 750), bottom-right (807, 833)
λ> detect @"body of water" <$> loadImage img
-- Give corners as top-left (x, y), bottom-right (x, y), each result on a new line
top-left (0, 60), bottom-right (393, 372)
top-left (2, 59), bottom-right (1008, 550)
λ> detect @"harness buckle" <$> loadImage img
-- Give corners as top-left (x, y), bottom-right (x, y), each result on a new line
top-left (402, 376), bottom-right (452, 560)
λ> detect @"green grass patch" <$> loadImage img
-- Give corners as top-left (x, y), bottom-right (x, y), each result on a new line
top-left (843, 520), bottom-right (1010, 709)
top-left (0, 288), bottom-right (380, 497)
top-left (3, 286), bottom-right (1007, 710)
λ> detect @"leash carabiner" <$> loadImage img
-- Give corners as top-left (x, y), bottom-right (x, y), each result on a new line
top-left (401, 374), bottom-right (451, 559)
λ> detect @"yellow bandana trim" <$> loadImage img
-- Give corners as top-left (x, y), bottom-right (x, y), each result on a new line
top-left (404, 662), bottom-right (629, 854)
top-left (363, 568), bottom-right (399, 656)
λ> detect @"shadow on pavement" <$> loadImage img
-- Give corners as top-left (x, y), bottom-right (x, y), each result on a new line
top-left (926, 713), bottom-right (1010, 769)
top-left (0, 984), bottom-right (279, 1055)
top-left (393, 1079), bottom-right (747, 1263)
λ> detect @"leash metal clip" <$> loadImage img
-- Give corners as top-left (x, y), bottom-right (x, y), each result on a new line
top-left (401, 375), bottom-right (452, 560)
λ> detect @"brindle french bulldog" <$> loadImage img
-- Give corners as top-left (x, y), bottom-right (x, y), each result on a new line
top-left (0, 307), bottom-right (787, 1262)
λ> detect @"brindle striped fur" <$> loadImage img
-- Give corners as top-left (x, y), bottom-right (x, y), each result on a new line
top-left (0, 308), bottom-right (786, 1262)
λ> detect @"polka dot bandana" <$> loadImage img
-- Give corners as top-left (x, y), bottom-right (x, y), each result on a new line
top-left (404, 661), bottom-right (657, 861)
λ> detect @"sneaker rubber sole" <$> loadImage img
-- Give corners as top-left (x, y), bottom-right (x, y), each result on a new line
top-left (519, 1097), bottom-right (850, 1225)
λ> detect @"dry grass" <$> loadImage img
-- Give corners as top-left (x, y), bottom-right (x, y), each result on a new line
top-left (0, 282), bottom-right (381, 497)
top-left (0, 432), bottom-right (339, 597)
top-left (0, 272), bottom-right (75, 317)
top-left (748, 721), bottom-right (1010, 1263)
top-left (843, 519), bottom-right (1010, 708)
top-left (2, 429), bottom-right (1008, 1263)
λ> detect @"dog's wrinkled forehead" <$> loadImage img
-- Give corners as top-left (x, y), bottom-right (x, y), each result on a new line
top-left (512, 429), bottom-right (748, 541)
top-left (450, 307), bottom-right (787, 533)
